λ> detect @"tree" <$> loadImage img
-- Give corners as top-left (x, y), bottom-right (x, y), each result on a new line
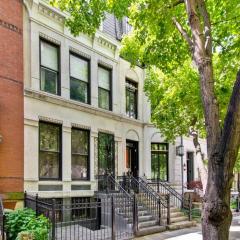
top-left (52, 0), bottom-right (240, 239)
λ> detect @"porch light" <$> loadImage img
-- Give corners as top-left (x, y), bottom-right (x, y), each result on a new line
top-left (176, 144), bottom-right (184, 156)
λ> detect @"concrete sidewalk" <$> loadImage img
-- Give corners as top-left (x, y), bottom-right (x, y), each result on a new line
top-left (135, 214), bottom-right (240, 240)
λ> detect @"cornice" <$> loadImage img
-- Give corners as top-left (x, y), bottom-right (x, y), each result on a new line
top-left (24, 88), bottom-right (144, 127)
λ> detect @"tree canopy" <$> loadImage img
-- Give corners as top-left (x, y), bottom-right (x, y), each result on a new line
top-left (52, 0), bottom-right (239, 141)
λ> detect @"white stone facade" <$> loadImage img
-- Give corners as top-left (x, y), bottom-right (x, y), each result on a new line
top-left (23, 0), bottom-right (207, 198)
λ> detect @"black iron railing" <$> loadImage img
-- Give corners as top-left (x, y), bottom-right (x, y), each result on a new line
top-left (25, 192), bottom-right (134, 240)
top-left (147, 179), bottom-right (193, 220)
top-left (147, 179), bottom-right (183, 208)
top-left (0, 197), bottom-right (5, 240)
top-left (118, 175), bottom-right (169, 226)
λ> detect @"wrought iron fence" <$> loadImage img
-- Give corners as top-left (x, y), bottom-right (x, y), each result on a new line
top-left (0, 197), bottom-right (5, 240)
top-left (25, 193), bottom-right (133, 240)
top-left (147, 179), bottom-right (193, 220)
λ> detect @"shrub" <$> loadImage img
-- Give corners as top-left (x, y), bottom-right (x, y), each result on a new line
top-left (5, 208), bottom-right (49, 240)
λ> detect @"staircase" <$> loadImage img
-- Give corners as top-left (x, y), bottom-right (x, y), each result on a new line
top-left (97, 174), bottom-right (196, 238)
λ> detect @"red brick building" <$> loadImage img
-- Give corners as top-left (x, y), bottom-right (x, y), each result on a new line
top-left (0, 0), bottom-right (24, 208)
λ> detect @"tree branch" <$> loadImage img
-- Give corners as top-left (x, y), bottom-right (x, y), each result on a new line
top-left (220, 70), bottom-right (240, 178)
top-left (170, 0), bottom-right (184, 7)
top-left (172, 17), bottom-right (193, 50)
top-left (197, 0), bottom-right (212, 55)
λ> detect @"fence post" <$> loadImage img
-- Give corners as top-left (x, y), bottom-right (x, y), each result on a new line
top-left (188, 194), bottom-right (192, 221)
top-left (36, 194), bottom-right (39, 217)
top-left (24, 191), bottom-right (27, 208)
top-left (166, 194), bottom-right (170, 225)
top-left (133, 194), bottom-right (138, 235)
top-left (2, 214), bottom-right (5, 240)
top-left (52, 199), bottom-right (56, 240)
top-left (158, 199), bottom-right (161, 225)
top-left (111, 196), bottom-right (116, 240)
top-left (157, 177), bottom-right (160, 193)
top-left (236, 195), bottom-right (239, 212)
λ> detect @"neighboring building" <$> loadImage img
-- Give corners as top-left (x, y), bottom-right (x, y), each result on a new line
top-left (22, 0), bottom-right (207, 203)
top-left (0, 0), bottom-right (24, 208)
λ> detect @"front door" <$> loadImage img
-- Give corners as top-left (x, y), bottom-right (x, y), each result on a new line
top-left (126, 140), bottom-right (139, 177)
top-left (187, 152), bottom-right (194, 186)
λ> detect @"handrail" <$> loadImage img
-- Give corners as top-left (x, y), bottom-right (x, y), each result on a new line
top-left (108, 175), bottom-right (132, 199)
top-left (147, 179), bottom-right (188, 210)
top-left (96, 174), bottom-right (132, 199)
top-left (138, 177), bottom-right (167, 207)
top-left (148, 179), bottom-right (183, 201)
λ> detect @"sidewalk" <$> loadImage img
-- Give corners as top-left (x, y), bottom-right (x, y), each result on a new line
top-left (135, 214), bottom-right (240, 240)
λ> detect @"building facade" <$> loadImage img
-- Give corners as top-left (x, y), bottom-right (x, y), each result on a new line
top-left (0, 0), bottom-right (24, 208)
top-left (22, 0), bottom-right (207, 201)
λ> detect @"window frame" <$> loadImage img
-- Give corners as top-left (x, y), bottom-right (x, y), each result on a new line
top-left (71, 127), bottom-right (90, 181)
top-left (98, 132), bottom-right (115, 176)
top-left (125, 78), bottom-right (138, 119)
top-left (69, 52), bottom-right (91, 104)
top-left (39, 121), bottom-right (62, 181)
top-left (151, 142), bottom-right (169, 181)
top-left (98, 64), bottom-right (112, 111)
top-left (39, 38), bottom-right (61, 95)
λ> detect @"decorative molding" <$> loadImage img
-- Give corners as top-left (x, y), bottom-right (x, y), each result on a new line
top-left (0, 19), bottom-right (22, 35)
top-left (69, 47), bottom-right (91, 60)
top-left (94, 137), bottom-right (98, 178)
top-left (98, 129), bottom-right (115, 135)
top-left (24, 89), bottom-right (144, 127)
top-left (98, 60), bottom-right (113, 69)
top-left (39, 32), bottom-right (61, 45)
top-left (71, 123), bottom-right (91, 130)
top-left (24, 118), bottom-right (39, 127)
top-left (97, 36), bottom-right (117, 51)
top-left (38, 3), bottom-right (65, 25)
top-left (39, 116), bottom-right (63, 124)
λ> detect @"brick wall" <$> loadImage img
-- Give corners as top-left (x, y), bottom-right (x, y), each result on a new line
top-left (0, 0), bottom-right (24, 206)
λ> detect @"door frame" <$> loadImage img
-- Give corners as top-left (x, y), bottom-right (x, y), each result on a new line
top-left (126, 139), bottom-right (139, 177)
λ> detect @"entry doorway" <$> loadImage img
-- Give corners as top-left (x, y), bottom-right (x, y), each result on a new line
top-left (126, 140), bottom-right (139, 177)
top-left (187, 152), bottom-right (194, 186)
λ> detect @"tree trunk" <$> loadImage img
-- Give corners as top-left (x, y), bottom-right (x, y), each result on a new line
top-left (189, 128), bottom-right (208, 193)
top-left (202, 71), bottom-right (240, 239)
top-left (174, 1), bottom-right (240, 238)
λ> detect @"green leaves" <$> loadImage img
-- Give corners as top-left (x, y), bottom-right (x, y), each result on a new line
top-left (52, 0), bottom-right (240, 141)
top-left (5, 208), bottom-right (50, 240)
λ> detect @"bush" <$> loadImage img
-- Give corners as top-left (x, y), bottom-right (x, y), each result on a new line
top-left (5, 208), bottom-right (49, 240)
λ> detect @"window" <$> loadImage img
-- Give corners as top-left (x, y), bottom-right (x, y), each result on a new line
top-left (98, 66), bottom-right (112, 110)
top-left (71, 128), bottom-right (90, 180)
top-left (151, 143), bottom-right (168, 181)
top-left (39, 122), bottom-right (61, 180)
top-left (98, 132), bottom-right (115, 175)
top-left (126, 79), bottom-right (138, 119)
top-left (70, 54), bottom-right (90, 103)
top-left (40, 40), bottom-right (60, 95)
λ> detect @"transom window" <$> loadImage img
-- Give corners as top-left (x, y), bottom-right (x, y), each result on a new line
top-left (39, 122), bottom-right (61, 180)
top-left (126, 79), bottom-right (138, 119)
top-left (40, 40), bottom-right (60, 95)
top-left (70, 54), bottom-right (90, 104)
top-left (98, 66), bottom-right (112, 110)
top-left (71, 128), bottom-right (90, 180)
top-left (151, 143), bottom-right (168, 181)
